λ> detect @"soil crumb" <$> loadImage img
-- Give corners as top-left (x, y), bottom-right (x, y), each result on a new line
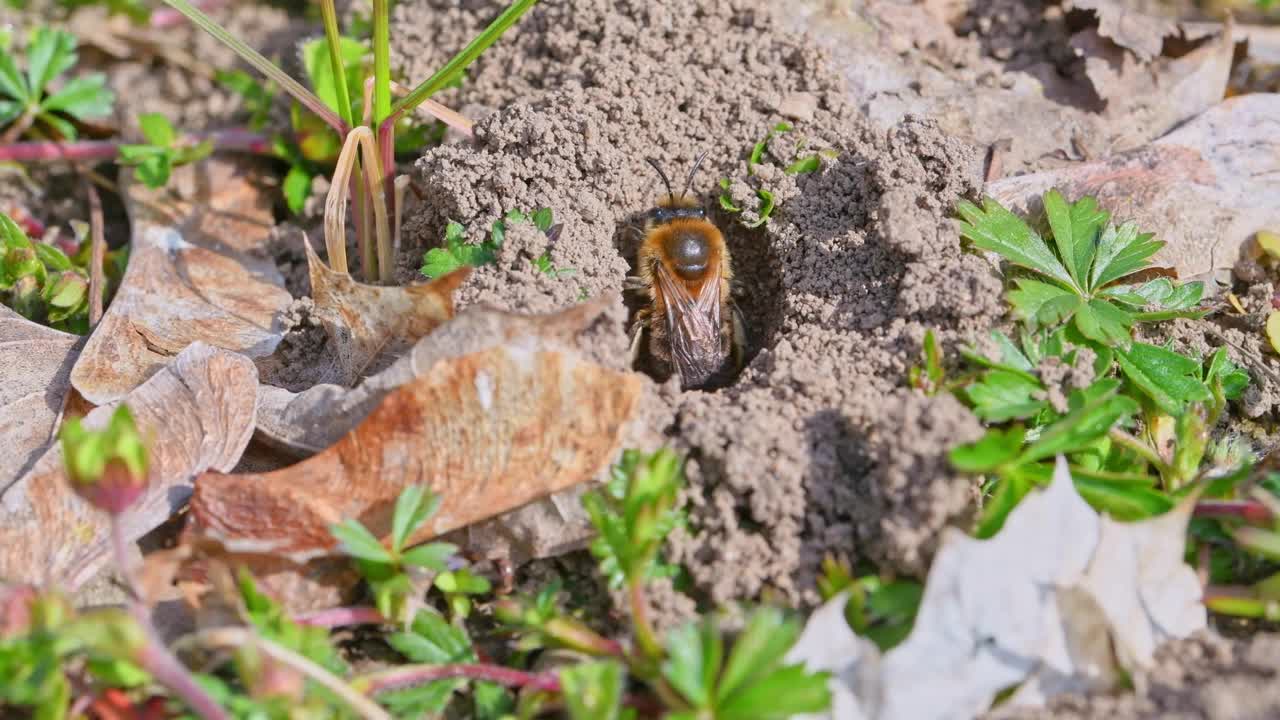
top-left (391, 0), bottom-right (1003, 609)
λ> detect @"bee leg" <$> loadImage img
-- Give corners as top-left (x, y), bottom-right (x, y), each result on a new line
top-left (730, 303), bottom-right (747, 371)
top-left (623, 276), bottom-right (648, 292)
top-left (629, 310), bottom-right (650, 365)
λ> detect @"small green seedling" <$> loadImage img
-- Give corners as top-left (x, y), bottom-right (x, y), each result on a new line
top-left (720, 122), bottom-right (828, 228)
top-left (433, 567), bottom-right (491, 621)
top-left (907, 329), bottom-right (947, 395)
top-left (421, 207), bottom-right (566, 279)
top-left (957, 189), bottom-right (1205, 347)
top-left (118, 113), bottom-right (214, 189)
top-left (817, 554), bottom-right (922, 652)
top-left (0, 27), bottom-right (114, 142)
top-left (330, 485), bottom-right (459, 623)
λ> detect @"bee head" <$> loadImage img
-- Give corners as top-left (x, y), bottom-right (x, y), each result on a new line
top-left (645, 151), bottom-right (710, 219)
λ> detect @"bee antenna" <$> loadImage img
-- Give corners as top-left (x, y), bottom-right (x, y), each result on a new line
top-left (645, 158), bottom-right (676, 204)
top-left (681, 150), bottom-right (710, 200)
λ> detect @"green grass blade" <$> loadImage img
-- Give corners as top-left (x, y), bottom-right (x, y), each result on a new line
top-left (158, 0), bottom-right (345, 133)
top-left (319, 0), bottom-right (356, 128)
top-left (389, 0), bottom-right (537, 119)
top-left (372, 0), bottom-right (391, 123)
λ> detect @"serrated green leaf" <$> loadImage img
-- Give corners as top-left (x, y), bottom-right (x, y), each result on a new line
top-left (41, 74), bottom-right (113, 119)
top-left (718, 663), bottom-right (832, 720)
top-left (965, 369), bottom-right (1047, 422)
top-left (716, 608), bottom-right (799, 705)
top-left (389, 608), bottom-right (475, 664)
top-left (1007, 277), bottom-right (1079, 326)
top-left (26, 28), bottom-right (76, 99)
top-left (957, 198), bottom-right (1077, 290)
top-left (136, 112), bottom-right (176, 147)
top-left (36, 110), bottom-right (77, 140)
top-left (975, 468), bottom-right (1042, 538)
top-left (330, 519), bottom-right (394, 563)
top-left (134, 152), bottom-right (172, 189)
top-left (1043, 190), bottom-right (1107, 289)
top-left (1073, 298), bottom-right (1133, 347)
top-left (1090, 222), bottom-right (1164, 289)
top-left (0, 48), bottom-right (29, 102)
top-left (421, 247), bottom-right (463, 279)
top-left (561, 660), bottom-right (625, 720)
top-left (1115, 342), bottom-right (1212, 416)
top-left (1071, 470), bottom-right (1172, 520)
top-left (662, 619), bottom-right (721, 708)
top-left (391, 485), bottom-right (439, 552)
top-left (378, 679), bottom-right (457, 717)
top-left (950, 426), bottom-right (1026, 473)
top-left (1018, 379), bottom-right (1138, 464)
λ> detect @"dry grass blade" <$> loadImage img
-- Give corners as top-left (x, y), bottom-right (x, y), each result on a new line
top-left (325, 126), bottom-right (391, 282)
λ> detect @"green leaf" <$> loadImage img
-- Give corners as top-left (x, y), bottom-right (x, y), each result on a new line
top-left (1115, 342), bottom-right (1212, 415)
top-left (1205, 348), bottom-right (1249, 400)
top-left (33, 242), bottom-right (71, 271)
top-left (1042, 189), bottom-right (1107, 289)
top-left (975, 468), bottom-right (1040, 538)
top-left (0, 211), bottom-right (33, 250)
top-left (718, 664), bottom-right (832, 720)
top-left (662, 619), bottom-right (721, 708)
top-left (474, 682), bottom-right (513, 720)
top-left (950, 426), bottom-right (1026, 473)
top-left (964, 369), bottom-right (1047, 422)
top-left (716, 607), bottom-right (799, 705)
top-left (718, 178), bottom-right (741, 212)
top-left (40, 74), bottom-right (113, 119)
top-left (86, 657), bottom-right (149, 688)
top-left (282, 165), bottom-right (313, 215)
top-left (136, 112), bottom-right (176, 147)
top-left (421, 247), bottom-right (462, 278)
top-left (744, 188), bottom-right (776, 228)
top-left (0, 98), bottom-right (21, 125)
top-left (391, 485), bottom-right (440, 552)
top-left (1006, 277), bottom-right (1080, 326)
top-left (957, 198), bottom-right (1077, 290)
top-left (1090, 222), bottom-right (1163, 289)
top-left (1018, 379), bottom-right (1138, 464)
top-left (1072, 298), bottom-right (1133, 347)
top-left (785, 154), bottom-right (821, 175)
top-left (379, 680), bottom-right (457, 717)
top-left (435, 568), bottom-right (490, 595)
top-left (402, 542), bottom-right (456, 571)
top-left (329, 519), bottom-right (393, 564)
top-left (749, 122), bottom-right (792, 172)
top-left (560, 660), bottom-right (625, 720)
top-left (26, 28), bottom-right (76, 99)
top-left (532, 207), bottom-right (554, 232)
top-left (134, 152), bottom-right (173, 189)
top-left (0, 47), bottom-right (29, 102)
top-left (389, 608), bottom-right (475, 664)
top-left (301, 35), bottom-right (366, 114)
top-left (1071, 470), bottom-right (1172, 520)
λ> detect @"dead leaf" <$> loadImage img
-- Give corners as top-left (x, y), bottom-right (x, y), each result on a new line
top-left (69, 158), bottom-right (291, 404)
top-left (0, 342), bottom-right (257, 590)
top-left (301, 237), bottom-right (468, 386)
top-left (790, 457), bottom-right (1205, 719)
top-left (988, 94), bottom-right (1280, 281)
top-left (1069, 0), bottom-right (1179, 62)
top-left (0, 306), bottom-right (82, 493)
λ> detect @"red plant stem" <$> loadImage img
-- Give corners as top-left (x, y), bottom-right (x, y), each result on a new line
top-left (362, 663), bottom-right (562, 696)
top-left (294, 606), bottom-right (388, 628)
top-left (1194, 500), bottom-right (1275, 525)
top-left (0, 129), bottom-right (272, 163)
top-left (377, 118), bottom-right (397, 240)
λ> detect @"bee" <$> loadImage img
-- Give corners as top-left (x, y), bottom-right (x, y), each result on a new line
top-left (628, 151), bottom-right (746, 390)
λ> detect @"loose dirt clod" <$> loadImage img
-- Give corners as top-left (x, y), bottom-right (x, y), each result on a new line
top-left (390, 0), bottom-right (1003, 607)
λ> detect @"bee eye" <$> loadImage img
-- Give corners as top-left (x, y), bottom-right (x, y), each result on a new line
top-left (667, 231), bottom-right (709, 279)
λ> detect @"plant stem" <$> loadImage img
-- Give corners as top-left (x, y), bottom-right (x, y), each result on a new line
top-left (0, 129), bottom-right (271, 163)
top-left (1108, 428), bottom-right (1171, 476)
top-left (628, 579), bottom-right (662, 661)
top-left (357, 663), bottom-right (561, 696)
top-left (82, 174), bottom-right (105, 326)
top-left (294, 606), bottom-right (388, 627)
top-left (158, 0), bottom-right (346, 134)
top-left (1195, 500), bottom-right (1274, 524)
top-left (372, 0), bottom-right (392, 125)
top-left (319, 0), bottom-right (356, 129)
top-left (0, 106), bottom-right (37, 145)
top-left (199, 627), bottom-right (392, 720)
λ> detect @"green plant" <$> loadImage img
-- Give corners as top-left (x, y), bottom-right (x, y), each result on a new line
top-left (0, 211), bottom-right (125, 334)
top-left (0, 27), bottom-right (114, 144)
top-left (719, 122), bottom-right (829, 228)
top-left (420, 207), bottom-right (561, 279)
top-left (330, 485), bottom-right (458, 624)
top-left (957, 190), bottom-right (1205, 347)
top-left (117, 113), bottom-right (214, 189)
top-left (816, 554), bottom-right (922, 652)
top-left (159, 0), bottom-right (538, 282)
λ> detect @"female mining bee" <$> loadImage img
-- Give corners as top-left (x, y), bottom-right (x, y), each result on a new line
top-left (628, 151), bottom-right (745, 390)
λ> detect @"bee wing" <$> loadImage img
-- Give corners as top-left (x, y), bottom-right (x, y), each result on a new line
top-left (654, 261), bottom-right (726, 388)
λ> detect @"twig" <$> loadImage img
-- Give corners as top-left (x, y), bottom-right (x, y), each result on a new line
top-left (198, 627), bottom-right (392, 720)
top-left (82, 175), bottom-right (106, 326)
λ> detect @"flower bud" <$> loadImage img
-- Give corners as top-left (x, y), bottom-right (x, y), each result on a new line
top-left (61, 405), bottom-right (150, 515)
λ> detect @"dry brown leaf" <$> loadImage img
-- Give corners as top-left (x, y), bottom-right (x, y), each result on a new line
top-left (0, 342), bottom-right (257, 590)
top-left (69, 158), bottom-right (291, 404)
top-left (1069, 0), bottom-right (1179, 62)
top-left (988, 94), bottom-right (1280, 281)
top-left (187, 323), bottom-right (642, 609)
top-left (0, 306), bottom-right (83, 493)
top-left (303, 238), bottom-right (469, 386)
